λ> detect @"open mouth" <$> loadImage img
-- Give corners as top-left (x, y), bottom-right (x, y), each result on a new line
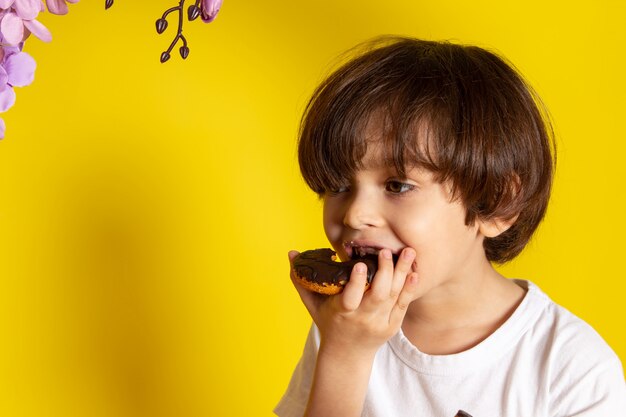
top-left (347, 243), bottom-right (400, 264)
top-left (351, 245), bottom-right (381, 259)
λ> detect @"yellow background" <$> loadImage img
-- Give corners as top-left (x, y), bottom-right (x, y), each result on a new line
top-left (0, 1), bottom-right (624, 416)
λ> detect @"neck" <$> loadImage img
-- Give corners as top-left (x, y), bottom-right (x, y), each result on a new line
top-left (402, 262), bottom-right (526, 355)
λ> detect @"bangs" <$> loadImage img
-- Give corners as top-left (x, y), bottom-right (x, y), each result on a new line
top-left (298, 41), bottom-right (451, 194)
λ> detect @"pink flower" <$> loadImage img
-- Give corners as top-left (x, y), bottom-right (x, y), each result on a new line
top-left (0, 0), bottom-right (40, 20)
top-left (0, 41), bottom-right (36, 138)
top-left (0, 65), bottom-right (17, 125)
top-left (201, 0), bottom-right (222, 23)
top-left (0, 0), bottom-right (51, 45)
top-left (0, 0), bottom-right (76, 138)
top-left (45, 0), bottom-right (79, 16)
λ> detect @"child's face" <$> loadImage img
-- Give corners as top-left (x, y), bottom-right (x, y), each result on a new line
top-left (322, 141), bottom-right (491, 298)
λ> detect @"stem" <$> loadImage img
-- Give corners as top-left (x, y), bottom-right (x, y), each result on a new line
top-left (166, 34), bottom-right (181, 54)
top-left (161, 6), bottom-right (179, 20)
top-left (161, 0), bottom-right (185, 55)
top-left (178, 0), bottom-right (185, 32)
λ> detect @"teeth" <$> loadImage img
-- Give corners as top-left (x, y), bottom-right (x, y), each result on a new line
top-left (353, 246), bottom-right (380, 258)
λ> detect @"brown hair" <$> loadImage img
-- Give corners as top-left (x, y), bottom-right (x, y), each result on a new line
top-left (298, 37), bottom-right (556, 263)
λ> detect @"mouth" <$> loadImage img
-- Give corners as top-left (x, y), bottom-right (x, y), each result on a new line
top-left (344, 241), bottom-right (400, 263)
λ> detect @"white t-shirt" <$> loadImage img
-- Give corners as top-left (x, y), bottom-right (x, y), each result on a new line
top-left (275, 281), bottom-right (626, 417)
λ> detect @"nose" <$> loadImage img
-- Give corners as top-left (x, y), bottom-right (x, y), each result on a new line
top-left (342, 192), bottom-right (383, 230)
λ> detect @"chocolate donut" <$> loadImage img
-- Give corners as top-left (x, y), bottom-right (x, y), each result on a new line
top-left (292, 248), bottom-right (379, 295)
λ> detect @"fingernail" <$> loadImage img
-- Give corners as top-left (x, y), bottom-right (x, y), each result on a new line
top-left (403, 248), bottom-right (415, 259)
top-left (355, 263), bottom-right (366, 273)
top-left (382, 249), bottom-right (392, 259)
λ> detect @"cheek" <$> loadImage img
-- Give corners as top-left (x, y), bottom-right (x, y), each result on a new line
top-left (322, 200), bottom-right (343, 241)
top-left (392, 207), bottom-right (439, 245)
top-left (392, 202), bottom-right (471, 257)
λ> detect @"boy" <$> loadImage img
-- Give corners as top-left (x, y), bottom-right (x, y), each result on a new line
top-left (276, 37), bottom-right (625, 416)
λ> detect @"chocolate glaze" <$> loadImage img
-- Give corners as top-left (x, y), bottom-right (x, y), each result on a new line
top-left (293, 248), bottom-right (379, 286)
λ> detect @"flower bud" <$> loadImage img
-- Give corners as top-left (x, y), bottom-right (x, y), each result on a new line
top-left (179, 46), bottom-right (190, 59)
top-left (187, 5), bottom-right (201, 21)
top-left (155, 18), bottom-right (168, 34)
top-left (160, 51), bottom-right (171, 63)
top-left (105, 0), bottom-right (114, 9)
top-left (201, 0), bottom-right (222, 23)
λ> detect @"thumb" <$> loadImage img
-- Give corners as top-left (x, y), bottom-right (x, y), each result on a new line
top-left (288, 250), bottom-right (323, 318)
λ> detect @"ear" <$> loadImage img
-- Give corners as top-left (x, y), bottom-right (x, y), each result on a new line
top-left (478, 214), bottom-right (519, 238)
top-left (478, 173), bottom-right (522, 238)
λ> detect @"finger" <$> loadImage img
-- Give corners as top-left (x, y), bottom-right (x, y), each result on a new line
top-left (288, 250), bottom-right (299, 265)
top-left (390, 247), bottom-right (416, 298)
top-left (389, 272), bottom-right (421, 327)
top-left (338, 262), bottom-right (368, 311)
top-left (288, 251), bottom-right (322, 318)
top-left (369, 248), bottom-right (394, 297)
top-left (287, 250), bottom-right (300, 279)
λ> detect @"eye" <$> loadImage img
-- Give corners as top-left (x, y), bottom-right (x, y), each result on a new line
top-left (326, 185), bottom-right (350, 195)
top-left (385, 180), bottom-right (414, 194)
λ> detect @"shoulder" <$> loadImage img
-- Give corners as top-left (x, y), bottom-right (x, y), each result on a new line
top-left (526, 281), bottom-right (619, 366)
top-left (523, 281), bottom-right (626, 415)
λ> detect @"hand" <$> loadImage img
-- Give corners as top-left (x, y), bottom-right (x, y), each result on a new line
top-left (288, 247), bottom-right (421, 358)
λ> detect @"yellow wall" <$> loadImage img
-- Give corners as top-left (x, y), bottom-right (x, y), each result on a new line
top-left (0, 1), bottom-right (623, 415)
